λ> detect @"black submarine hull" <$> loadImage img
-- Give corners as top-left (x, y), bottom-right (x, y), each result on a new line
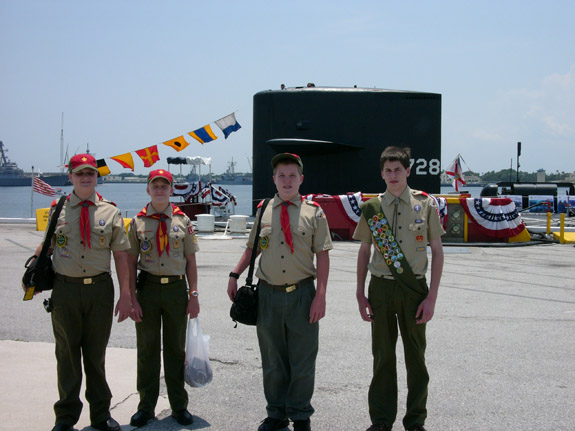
top-left (252, 87), bottom-right (442, 214)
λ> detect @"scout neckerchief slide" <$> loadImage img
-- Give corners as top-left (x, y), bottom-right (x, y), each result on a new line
top-left (361, 197), bottom-right (426, 301)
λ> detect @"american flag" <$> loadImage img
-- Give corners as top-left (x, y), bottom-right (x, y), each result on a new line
top-left (33, 176), bottom-right (56, 197)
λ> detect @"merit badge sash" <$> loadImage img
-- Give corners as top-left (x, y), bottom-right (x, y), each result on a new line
top-left (361, 197), bottom-right (426, 300)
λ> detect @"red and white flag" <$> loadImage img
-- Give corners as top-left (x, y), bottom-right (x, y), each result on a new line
top-left (33, 176), bottom-right (56, 197)
top-left (446, 155), bottom-right (466, 192)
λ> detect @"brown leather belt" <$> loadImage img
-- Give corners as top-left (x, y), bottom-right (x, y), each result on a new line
top-left (144, 273), bottom-right (185, 285)
top-left (55, 272), bottom-right (110, 285)
top-left (261, 276), bottom-right (314, 293)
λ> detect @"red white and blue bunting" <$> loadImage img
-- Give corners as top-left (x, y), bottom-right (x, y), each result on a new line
top-left (304, 192), bottom-right (363, 223)
top-left (334, 191), bottom-right (363, 223)
top-left (172, 181), bottom-right (201, 198)
top-left (429, 195), bottom-right (448, 229)
top-left (459, 197), bottom-right (525, 238)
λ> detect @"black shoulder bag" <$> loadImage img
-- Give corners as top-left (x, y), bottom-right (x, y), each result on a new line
top-left (230, 198), bottom-right (271, 326)
top-left (22, 195), bottom-right (66, 301)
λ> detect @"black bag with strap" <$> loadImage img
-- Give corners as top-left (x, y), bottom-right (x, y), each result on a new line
top-left (22, 195), bottom-right (66, 300)
top-left (230, 198), bottom-right (271, 326)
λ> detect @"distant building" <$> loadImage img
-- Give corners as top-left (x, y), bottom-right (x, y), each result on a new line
top-left (440, 171), bottom-right (451, 185)
top-left (102, 175), bottom-right (146, 183)
top-left (465, 174), bottom-right (482, 184)
top-left (440, 171), bottom-right (482, 186)
top-left (536, 169), bottom-right (546, 183)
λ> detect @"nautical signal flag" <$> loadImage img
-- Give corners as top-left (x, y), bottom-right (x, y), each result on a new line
top-left (97, 159), bottom-right (111, 177)
top-left (135, 145), bottom-right (160, 167)
top-left (215, 112), bottom-right (241, 139)
top-left (163, 136), bottom-right (189, 152)
top-left (188, 124), bottom-right (218, 144)
top-left (110, 152), bottom-right (135, 171)
top-left (33, 176), bottom-right (56, 197)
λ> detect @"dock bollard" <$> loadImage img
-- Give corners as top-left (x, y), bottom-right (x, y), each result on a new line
top-left (229, 215), bottom-right (248, 233)
top-left (560, 213), bottom-right (565, 244)
top-left (546, 212), bottom-right (552, 235)
top-left (196, 214), bottom-right (215, 233)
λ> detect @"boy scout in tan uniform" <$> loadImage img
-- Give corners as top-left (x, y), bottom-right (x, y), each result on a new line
top-left (126, 169), bottom-right (199, 428)
top-left (354, 147), bottom-right (444, 431)
top-left (227, 153), bottom-right (332, 431)
top-left (30, 154), bottom-right (132, 431)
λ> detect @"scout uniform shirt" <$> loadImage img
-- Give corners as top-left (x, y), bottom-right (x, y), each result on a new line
top-left (353, 187), bottom-right (445, 277)
top-left (51, 192), bottom-right (129, 277)
top-left (127, 203), bottom-right (199, 275)
top-left (248, 194), bottom-right (333, 285)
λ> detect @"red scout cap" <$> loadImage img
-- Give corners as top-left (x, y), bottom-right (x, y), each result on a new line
top-left (271, 153), bottom-right (303, 170)
top-left (147, 169), bottom-right (173, 185)
top-left (68, 154), bottom-right (98, 173)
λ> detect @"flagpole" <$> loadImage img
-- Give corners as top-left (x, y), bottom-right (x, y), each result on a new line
top-left (516, 141), bottom-right (521, 183)
top-left (30, 166), bottom-right (34, 218)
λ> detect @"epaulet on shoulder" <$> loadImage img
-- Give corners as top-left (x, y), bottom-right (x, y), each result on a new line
top-left (172, 204), bottom-right (185, 216)
top-left (411, 189), bottom-right (426, 196)
top-left (257, 199), bottom-right (265, 208)
top-left (304, 200), bottom-right (320, 207)
top-left (50, 199), bottom-right (58, 207)
top-left (100, 198), bottom-right (117, 207)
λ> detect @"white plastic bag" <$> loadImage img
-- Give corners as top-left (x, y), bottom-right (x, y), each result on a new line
top-left (184, 318), bottom-right (213, 388)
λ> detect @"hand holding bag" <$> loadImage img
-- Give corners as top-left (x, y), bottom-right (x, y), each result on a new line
top-left (230, 198), bottom-right (270, 326)
top-left (184, 318), bottom-right (213, 388)
top-left (22, 195), bottom-right (66, 300)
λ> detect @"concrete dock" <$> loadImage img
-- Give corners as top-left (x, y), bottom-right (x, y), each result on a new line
top-left (0, 223), bottom-right (574, 431)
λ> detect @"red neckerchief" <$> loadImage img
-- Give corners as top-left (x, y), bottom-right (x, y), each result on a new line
top-left (68, 192), bottom-right (102, 249)
top-left (137, 204), bottom-right (185, 257)
top-left (281, 200), bottom-right (294, 254)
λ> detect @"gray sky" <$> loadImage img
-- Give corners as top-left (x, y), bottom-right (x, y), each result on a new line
top-left (1, 0), bottom-right (574, 176)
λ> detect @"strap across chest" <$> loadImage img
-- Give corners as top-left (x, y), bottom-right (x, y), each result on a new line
top-left (361, 197), bottom-right (420, 289)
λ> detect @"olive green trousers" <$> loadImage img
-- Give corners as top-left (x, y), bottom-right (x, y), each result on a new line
top-left (257, 280), bottom-right (318, 421)
top-left (51, 275), bottom-right (114, 426)
top-left (135, 278), bottom-right (189, 413)
top-left (368, 275), bottom-right (429, 429)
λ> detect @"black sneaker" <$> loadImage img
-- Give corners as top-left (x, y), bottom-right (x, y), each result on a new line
top-left (130, 410), bottom-right (155, 427)
top-left (172, 409), bottom-right (194, 425)
top-left (258, 417), bottom-right (289, 431)
top-left (406, 426), bottom-right (426, 431)
top-left (293, 418), bottom-right (311, 431)
top-left (367, 424), bottom-right (393, 431)
top-left (91, 417), bottom-right (120, 431)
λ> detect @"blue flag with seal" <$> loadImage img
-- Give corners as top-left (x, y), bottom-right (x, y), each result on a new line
top-left (215, 113), bottom-right (241, 139)
top-left (188, 124), bottom-right (218, 144)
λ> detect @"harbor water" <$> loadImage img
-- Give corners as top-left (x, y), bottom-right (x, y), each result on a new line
top-left (0, 183), bottom-right (255, 219)
top-left (4, 184), bottom-right (571, 220)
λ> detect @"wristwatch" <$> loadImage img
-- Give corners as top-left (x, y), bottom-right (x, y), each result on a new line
top-left (190, 290), bottom-right (198, 297)
top-left (229, 271), bottom-right (240, 279)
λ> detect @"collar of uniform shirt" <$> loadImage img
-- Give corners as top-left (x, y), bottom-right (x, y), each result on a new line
top-left (147, 202), bottom-right (174, 216)
top-left (69, 191), bottom-right (98, 206)
top-left (272, 193), bottom-right (303, 208)
top-left (382, 186), bottom-right (412, 206)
